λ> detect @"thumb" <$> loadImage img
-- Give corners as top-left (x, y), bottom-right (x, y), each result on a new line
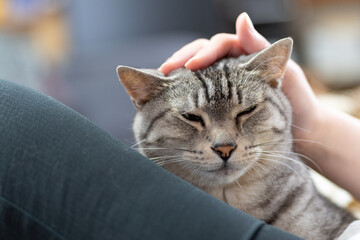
top-left (236, 12), bottom-right (270, 54)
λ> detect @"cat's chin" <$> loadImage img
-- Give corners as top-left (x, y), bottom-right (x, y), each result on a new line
top-left (207, 164), bottom-right (241, 178)
top-left (193, 165), bottom-right (249, 188)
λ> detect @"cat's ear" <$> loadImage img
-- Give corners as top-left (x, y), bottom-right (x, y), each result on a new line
top-left (117, 66), bottom-right (168, 108)
top-left (246, 37), bottom-right (293, 88)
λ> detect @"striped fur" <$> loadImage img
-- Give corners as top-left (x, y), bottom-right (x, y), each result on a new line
top-left (118, 38), bottom-right (354, 239)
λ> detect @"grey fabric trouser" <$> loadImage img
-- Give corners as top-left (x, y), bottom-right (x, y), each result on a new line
top-left (0, 79), bottom-right (302, 240)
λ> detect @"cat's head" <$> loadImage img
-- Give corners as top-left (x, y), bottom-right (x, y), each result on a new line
top-left (117, 38), bottom-right (293, 188)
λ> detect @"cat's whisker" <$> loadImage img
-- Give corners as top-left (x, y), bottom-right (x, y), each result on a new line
top-left (246, 151), bottom-right (309, 177)
top-left (158, 161), bottom-right (184, 168)
top-left (153, 158), bottom-right (188, 166)
top-left (254, 161), bottom-right (277, 184)
top-left (244, 153), bottom-right (302, 179)
top-left (249, 139), bottom-right (287, 148)
top-left (253, 138), bottom-right (327, 148)
top-left (260, 150), bottom-right (323, 174)
top-left (258, 152), bottom-right (310, 172)
top-left (152, 157), bottom-right (184, 162)
top-left (156, 160), bottom-right (186, 166)
top-left (258, 159), bottom-right (291, 183)
top-left (135, 147), bottom-right (195, 153)
top-left (258, 157), bottom-right (305, 181)
top-left (152, 156), bottom-right (210, 169)
top-left (134, 147), bottom-right (174, 150)
top-left (130, 139), bottom-right (146, 148)
top-left (252, 141), bottom-right (325, 173)
top-left (292, 139), bottom-right (329, 148)
top-left (234, 178), bottom-right (244, 191)
top-left (135, 147), bottom-right (182, 151)
top-left (149, 155), bottom-right (183, 160)
top-left (291, 124), bottom-right (311, 133)
top-left (249, 164), bottom-right (266, 186)
top-left (180, 161), bottom-right (206, 178)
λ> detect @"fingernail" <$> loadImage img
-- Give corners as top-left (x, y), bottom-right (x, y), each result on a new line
top-left (185, 58), bottom-right (196, 69)
top-left (158, 64), bottom-right (165, 72)
top-left (243, 12), bottom-right (270, 47)
top-left (244, 12), bottom-right (256, 33)
top-left (159, 58), bottom-right (173, 69)
top-left (158, 63), bottom-right (169, 74)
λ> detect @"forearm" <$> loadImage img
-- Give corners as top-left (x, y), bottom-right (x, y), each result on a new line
top-left (296, 106), bottom-right (360, 200)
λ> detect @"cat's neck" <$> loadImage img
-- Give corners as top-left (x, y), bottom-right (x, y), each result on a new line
top-left (205, 158), bottom-right (307, 219)
top-left (204, 158), bottom-right (354, 240)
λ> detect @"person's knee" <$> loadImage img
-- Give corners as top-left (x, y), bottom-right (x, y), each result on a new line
top-left (0, 79), bottom-right (44, 116)
top-left (0, 79), bottom-right (71, 148)
top-left (0, 79), bottom-right (69, 125)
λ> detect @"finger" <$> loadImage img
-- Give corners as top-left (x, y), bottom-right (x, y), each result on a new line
top-left (236, 12), bottom-right (270, 54)
top-left (159, 38), bottom-right (209, 75)
top-left (185, 33), bottom-right (243, 71)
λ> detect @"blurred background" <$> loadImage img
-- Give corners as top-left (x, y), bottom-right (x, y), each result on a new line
top-left (1, 0), bottom-right (360, 142)
top-left (0, 0), bottom-right (360, 215)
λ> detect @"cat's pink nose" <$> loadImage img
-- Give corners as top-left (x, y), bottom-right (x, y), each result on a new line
top-left (212, 144), bottom-right (237, 161)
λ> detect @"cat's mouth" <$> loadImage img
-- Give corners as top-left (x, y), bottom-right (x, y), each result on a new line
top-left (208, 163), bottom-right (234, 174)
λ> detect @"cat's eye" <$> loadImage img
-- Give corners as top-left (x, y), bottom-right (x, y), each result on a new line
top-left (181, 113), bottom-right (205, 126)
top-left (237, 105), bottom-right (257, 118)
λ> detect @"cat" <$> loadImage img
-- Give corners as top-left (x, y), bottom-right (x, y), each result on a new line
top-left (116, 38), bottom-right (355, 239)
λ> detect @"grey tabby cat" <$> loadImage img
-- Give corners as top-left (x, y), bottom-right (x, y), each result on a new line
top-left (117, 38), bottom-right (354, 239)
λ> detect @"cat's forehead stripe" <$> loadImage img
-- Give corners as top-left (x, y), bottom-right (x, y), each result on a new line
top-left (227, 79), bottom-right (232, 101)
top-left (237, 87), bottom-right (243, 104)
top-left (193, 91), bottom-right (199, 108)
top-left (222, 62), bottom-right (231, 80)
top-left (221, 63), bottom-right (233, 101)
top-left (194, 68), bottom-right (241, 105)
top-left (194, 71), bottom-right (210, 103)
top-left (219, 71), bottom-right (229, 100)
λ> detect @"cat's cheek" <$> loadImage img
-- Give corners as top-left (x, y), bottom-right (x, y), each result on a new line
top-left (266, 109), bottom-right (287, 135)
top-left (263, 98), bottom-right (290, 134)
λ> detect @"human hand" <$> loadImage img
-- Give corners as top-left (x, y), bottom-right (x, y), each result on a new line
top-left (159, 12), bottom-right (321, 148)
